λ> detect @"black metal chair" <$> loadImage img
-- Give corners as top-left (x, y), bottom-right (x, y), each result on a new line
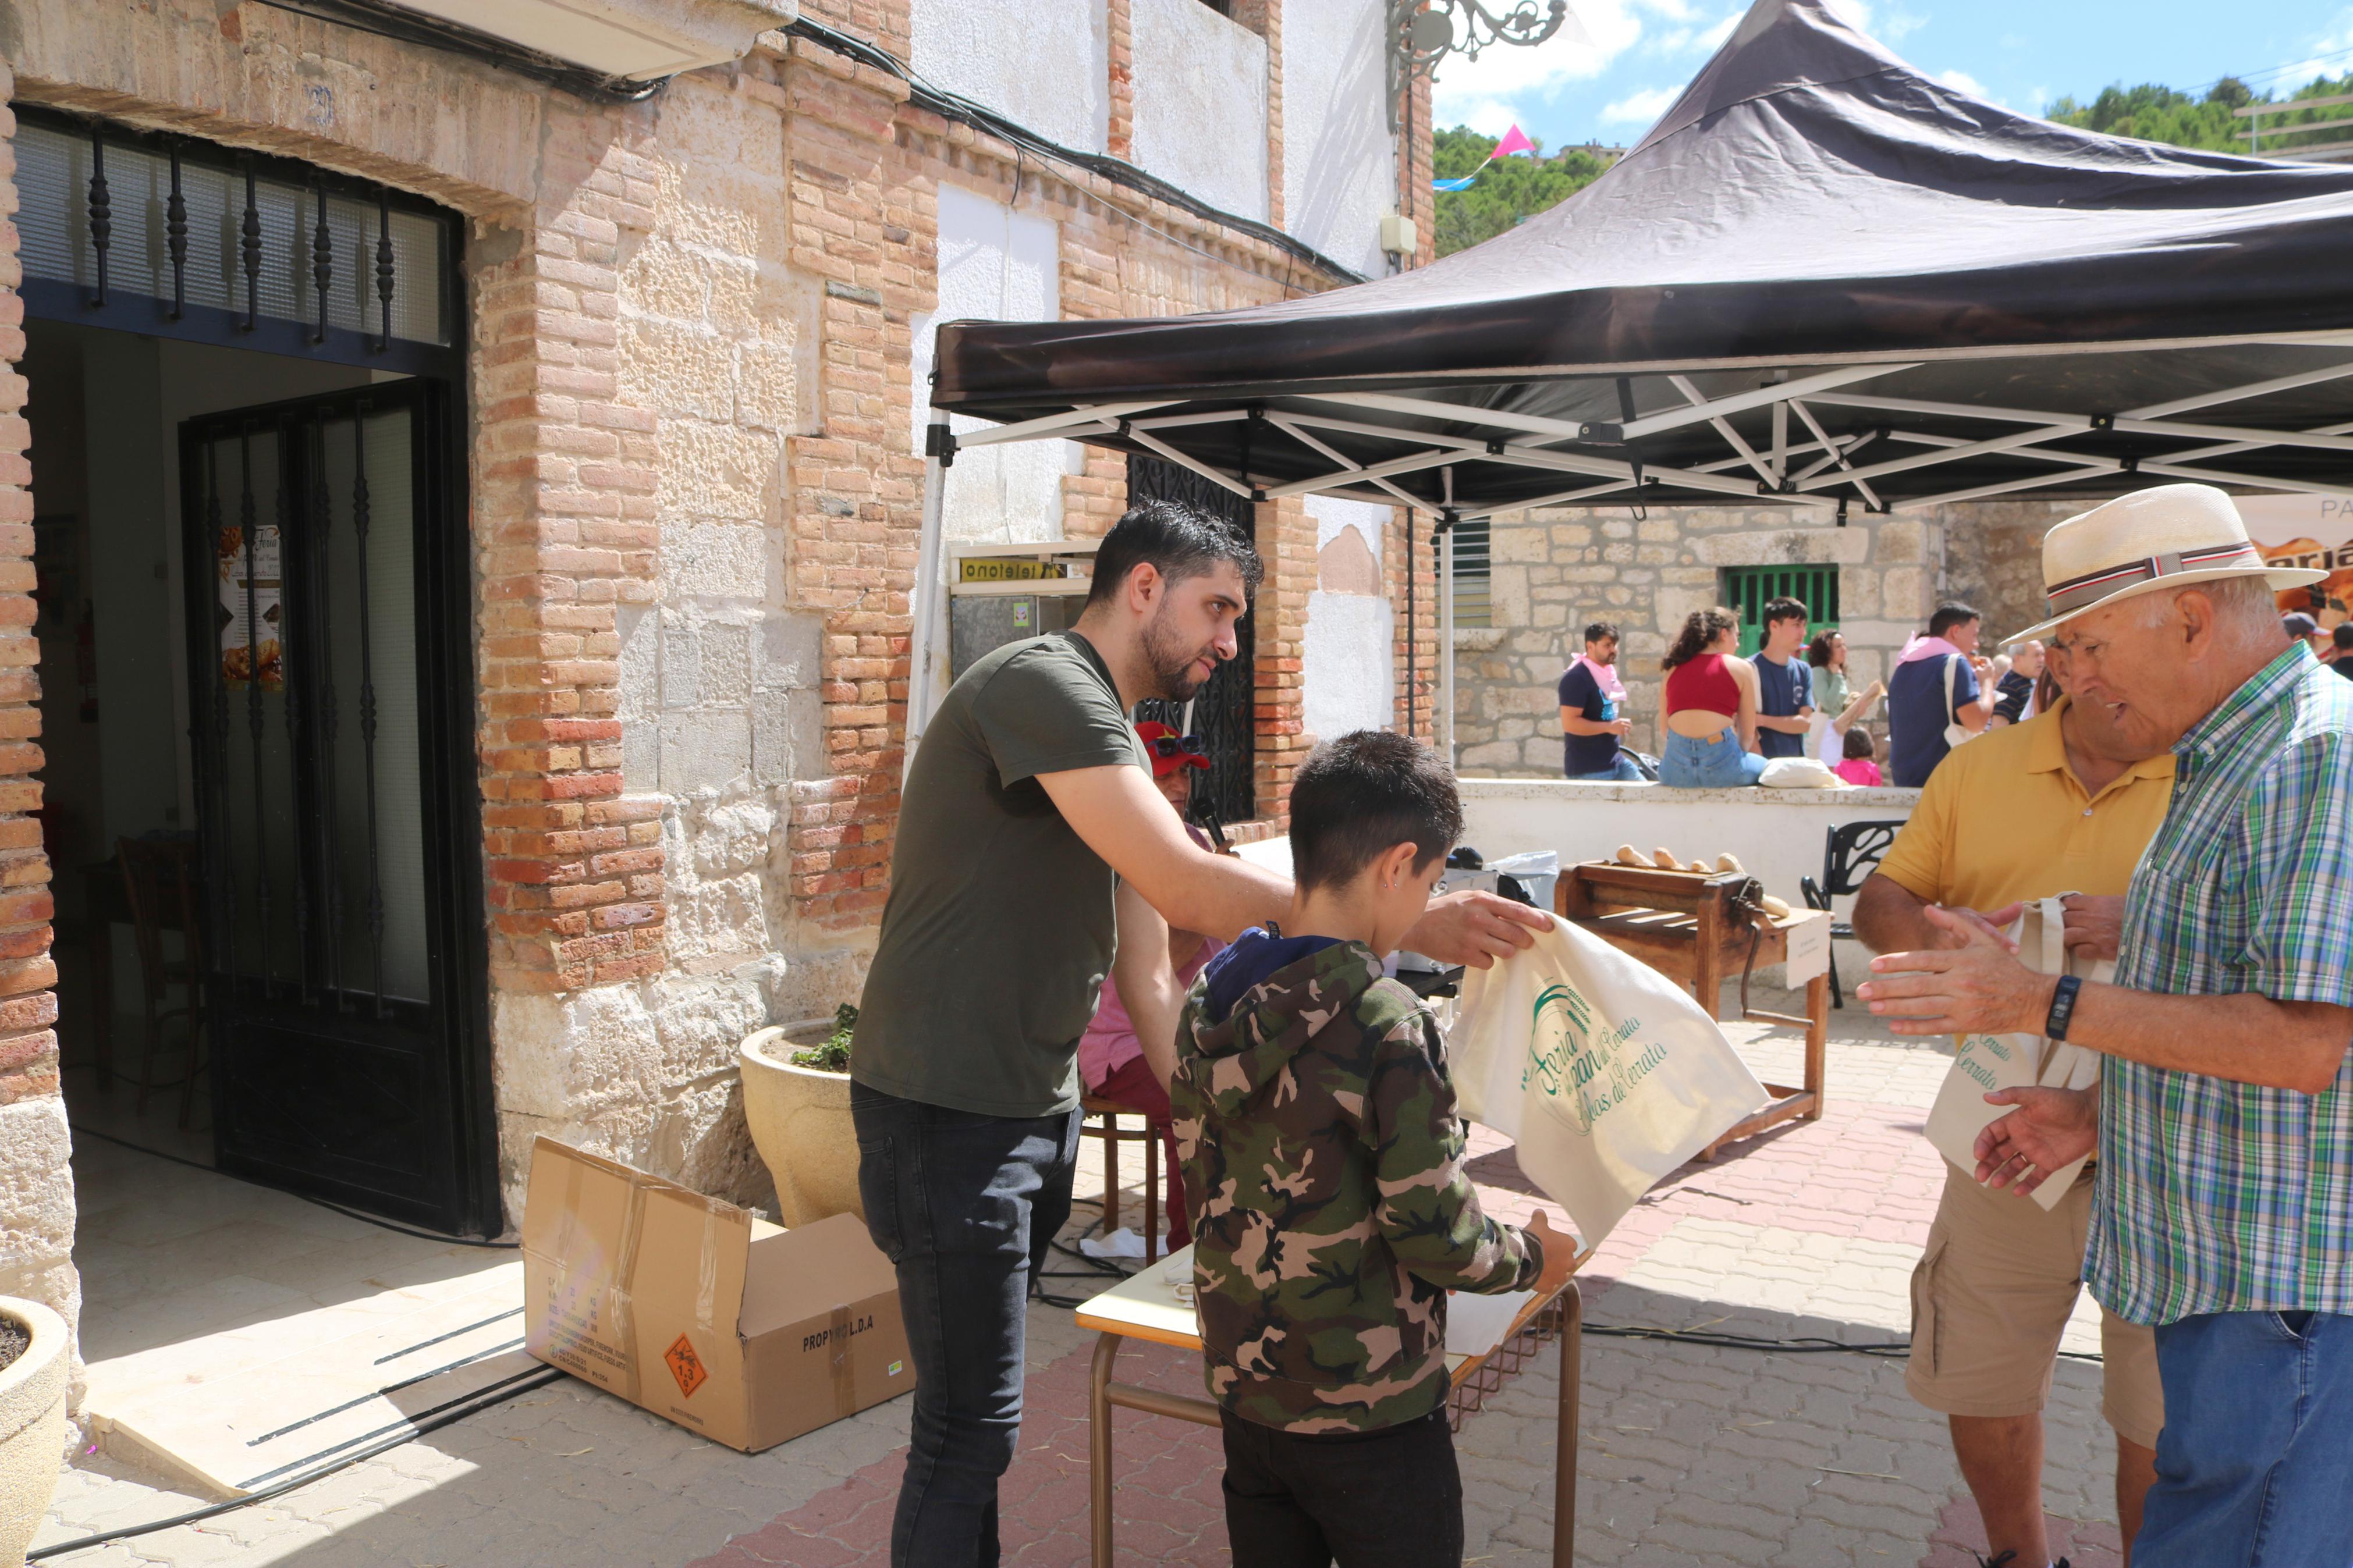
top-left (1800, 820), bottom-right (1907, 1008)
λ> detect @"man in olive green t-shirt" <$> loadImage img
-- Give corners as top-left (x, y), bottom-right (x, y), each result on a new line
top-left (851, 499), bottom-right (1542, 1566)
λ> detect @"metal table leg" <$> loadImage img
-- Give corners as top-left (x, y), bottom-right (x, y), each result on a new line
top-left (1091, 1331), bottom-right (1121, 1568)
top-left (1554, 1280), bottom-right (1582, 1566)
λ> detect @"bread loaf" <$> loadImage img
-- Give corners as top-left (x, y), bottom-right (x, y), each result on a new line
top-left (1652, 847), bottom-right (1680, 870)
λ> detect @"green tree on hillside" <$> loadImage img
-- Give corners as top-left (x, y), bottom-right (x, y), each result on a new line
top-left (1433, 126), bottom-right (1616, 257)
top-left (2046, 71), bottom-right (2353, 157)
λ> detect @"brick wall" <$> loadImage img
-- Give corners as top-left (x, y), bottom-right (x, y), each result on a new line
top-left (2, 0), bottom-right (1427, 1287)
top-left (0, 63), bottom-right (76, 1395)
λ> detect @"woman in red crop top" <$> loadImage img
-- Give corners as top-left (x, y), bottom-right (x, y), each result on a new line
top-left (1658, 607), bottom-right (1768, 787)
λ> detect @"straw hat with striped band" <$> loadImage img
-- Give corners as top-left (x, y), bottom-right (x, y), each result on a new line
top-left (2005, 483), bottom-right (2326, 645)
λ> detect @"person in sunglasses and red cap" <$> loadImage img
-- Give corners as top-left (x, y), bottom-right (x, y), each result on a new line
top-left (1076, 721), bottom-right (1223, 1251)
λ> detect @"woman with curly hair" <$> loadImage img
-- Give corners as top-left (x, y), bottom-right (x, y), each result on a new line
top-left (1658, 607), bottom-right (1768, 787)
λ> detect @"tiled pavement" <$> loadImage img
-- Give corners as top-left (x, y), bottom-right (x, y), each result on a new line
top-left (33, 984), bottom-right (2134, 1566)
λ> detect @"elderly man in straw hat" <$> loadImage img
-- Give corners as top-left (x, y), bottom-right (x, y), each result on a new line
top-left (1859, 483), bottom-right (2353, 1567)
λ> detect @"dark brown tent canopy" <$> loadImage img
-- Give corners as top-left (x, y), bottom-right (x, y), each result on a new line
top-left (926, 0), bottom-right (2353, 518)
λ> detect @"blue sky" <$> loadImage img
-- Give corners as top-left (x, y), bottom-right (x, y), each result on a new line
top-left (1432, 0), bottom-right (2353, 150)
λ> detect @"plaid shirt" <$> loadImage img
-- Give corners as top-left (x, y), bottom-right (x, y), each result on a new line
top-left (2088, 645), bottom-right (2353, 1325)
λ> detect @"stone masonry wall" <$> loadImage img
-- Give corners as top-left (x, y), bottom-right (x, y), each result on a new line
top-left (6, 0), bottom-right (1418, 1320)
top-left (1453, 499), bottom-right (2074, 776)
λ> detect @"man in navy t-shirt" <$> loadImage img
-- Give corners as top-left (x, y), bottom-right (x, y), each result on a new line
top-left (1886, 602), bottom-right (1993, 787)
top-left (1557, 621), bottom-right (1642, 781)
top-left (1750, 597), bottom-right (1815, 760)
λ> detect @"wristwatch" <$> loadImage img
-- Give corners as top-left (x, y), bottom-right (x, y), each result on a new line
top-left (2045, 973), bottom-right (2082, 1041)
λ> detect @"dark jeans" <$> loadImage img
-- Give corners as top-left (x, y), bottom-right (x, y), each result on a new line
top-left (851, 1081), bottom-right (1081, 1568)
top-left (1220, 1407), bottom-right (1463, 1568)
top-left (2138, 1308), bottom-right (2353, 1567)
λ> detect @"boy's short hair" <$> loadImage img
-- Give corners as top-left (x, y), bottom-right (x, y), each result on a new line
top-left (1084, 497), bottom-right (1264, 609)
top-left (1289, 730), bottom-right (1463, 893)
top-left (1761, 596), bottom-right (1808, 630)
top-left (1843, 726), bottom-right (1876, 760)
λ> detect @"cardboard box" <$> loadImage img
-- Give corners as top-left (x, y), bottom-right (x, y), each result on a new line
top-left (520, 1137), bottom-right (913, 1452)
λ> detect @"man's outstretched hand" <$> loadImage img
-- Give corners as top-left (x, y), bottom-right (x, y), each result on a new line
top-left (1403, 890), bottom-right (1547, 969)
top-left (1972, 1086), bottom-right (2098, 1196)
top-left (1858, 904), bottom-right (2054, 1036)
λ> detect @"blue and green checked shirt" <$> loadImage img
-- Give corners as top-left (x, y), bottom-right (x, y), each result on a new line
top-left (2088, 645), bottom-right (2353, 1327)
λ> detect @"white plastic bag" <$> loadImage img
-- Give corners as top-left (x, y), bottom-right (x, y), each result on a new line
top-left (1759, 755), bottom-right (1841, 788)
top-left (1451, 914), bottom-right (1769, 1249)
top-left (1921, 897), bottom-right (2107, 1210)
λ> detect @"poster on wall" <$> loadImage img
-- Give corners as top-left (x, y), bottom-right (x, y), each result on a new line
top-left (2241, 495), bottom-right (2353, 627)
top-left (217, 522), bottom-right (285, 692)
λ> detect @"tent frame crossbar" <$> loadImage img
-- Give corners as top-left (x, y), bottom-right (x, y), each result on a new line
top-left (932, 347), bottom-right (2353, 522)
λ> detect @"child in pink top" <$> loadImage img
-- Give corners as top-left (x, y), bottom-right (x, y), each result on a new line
top-left (1077, 721), bottom-right (1226, 1248)
top-left (1834, 725), bottom-right (1883, 787)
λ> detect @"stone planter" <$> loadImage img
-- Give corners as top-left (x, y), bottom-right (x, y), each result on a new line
top-left (0, 1296), bottom-right (68, 1567)
top-left (739, 1023), bottom-right (864, 1228)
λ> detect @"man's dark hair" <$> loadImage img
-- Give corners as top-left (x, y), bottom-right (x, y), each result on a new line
top-left (1288, 730), bottom-right (1463, 893)
top-left (1085, 498), bottom-right (1264, 609)
top-left (1584, 621), bottom-right (1620, 645)
top-left (1761, 596), bottom-right (1808, 630)
top-left (2333, 621), bottom-right (2353, 653)
top-left (1928, 602), bottom-right (1982, 639)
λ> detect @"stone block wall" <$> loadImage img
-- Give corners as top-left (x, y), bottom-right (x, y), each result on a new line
top-left (1452, 499), bottom-right (2074, 776)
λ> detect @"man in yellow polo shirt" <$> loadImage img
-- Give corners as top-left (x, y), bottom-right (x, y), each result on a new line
top-left (1854, 678), bottom-right (2173, 1568)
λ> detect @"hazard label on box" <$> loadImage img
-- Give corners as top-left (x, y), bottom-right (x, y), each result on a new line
top-left (665, 1334), bottom-right (708, 1399)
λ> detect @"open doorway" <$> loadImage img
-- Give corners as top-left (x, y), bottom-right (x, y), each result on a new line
top-left (33, 324), bottom-right (397, 1158)
top-left (19, 106), bottom-right (494, 1238)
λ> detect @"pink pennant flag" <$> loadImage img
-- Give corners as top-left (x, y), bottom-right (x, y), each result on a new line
top-left (1492, 123), bottom-right (1539, 159)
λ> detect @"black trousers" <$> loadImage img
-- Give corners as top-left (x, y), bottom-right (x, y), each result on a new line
top-left (1219, 1407), bottom-right (1464, 1568)
top-left (850, 1082), bottom-right (1081, 1568)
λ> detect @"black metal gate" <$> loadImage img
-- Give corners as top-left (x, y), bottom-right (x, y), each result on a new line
top-left (179, 381), bottom-right (489, 1233)
top-left (1126, 455), bottom-right (1258, 826)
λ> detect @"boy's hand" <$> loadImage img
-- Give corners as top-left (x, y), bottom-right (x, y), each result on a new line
top-left (1523, 1210), bottom-right (1578, 1296)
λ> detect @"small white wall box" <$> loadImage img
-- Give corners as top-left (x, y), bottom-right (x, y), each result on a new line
top-left (1379, 213), bottom-right (1418, 257)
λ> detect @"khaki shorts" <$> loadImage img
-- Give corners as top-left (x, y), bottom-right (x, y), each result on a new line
top-left (1905, 1165), bottom-right (2164, 1449)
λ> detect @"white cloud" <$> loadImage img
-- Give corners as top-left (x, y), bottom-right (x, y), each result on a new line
top-left (1820, 0), bottom-right (1872, 32)
top-left (1878, 9), bottom-right (1927, 44)
top-left (1934, 67), bottom-right (1986, 97)
top-left (2271, 8), bottom-right (2353, 88)
top-left (1601, 84), bottom-right (1683, 127)
top-left (1431, 0), bottom-right (1689, 129)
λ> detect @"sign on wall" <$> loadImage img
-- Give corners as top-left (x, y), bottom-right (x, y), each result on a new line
top-left (2242, 495), bottom-right (2353, 627)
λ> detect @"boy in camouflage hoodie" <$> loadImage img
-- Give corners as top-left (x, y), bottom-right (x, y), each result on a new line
top-left (1172, 730), bottom-right (1570, 1567)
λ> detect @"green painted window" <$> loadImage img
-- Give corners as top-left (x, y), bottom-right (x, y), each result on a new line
top-left (1722, 566), bottom-right (1839, 656)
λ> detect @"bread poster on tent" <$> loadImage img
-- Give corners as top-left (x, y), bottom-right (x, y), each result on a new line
top-left (2244, 495), bottom-right (2353, 628)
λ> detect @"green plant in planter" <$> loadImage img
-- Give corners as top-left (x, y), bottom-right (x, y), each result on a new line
top-left (791, 1004), bottom-right (856, 1073)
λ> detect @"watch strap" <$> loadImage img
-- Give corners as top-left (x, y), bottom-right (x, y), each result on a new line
top-left (2046, 972), bottom-right (2083, 1042)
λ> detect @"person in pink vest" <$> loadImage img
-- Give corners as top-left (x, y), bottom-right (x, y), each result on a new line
top-left (1077, 721), bottom-right (1226, 1248)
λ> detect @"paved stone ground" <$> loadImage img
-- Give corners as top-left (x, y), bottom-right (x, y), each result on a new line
top-left (33, 979), bottom-right (2134, 1566)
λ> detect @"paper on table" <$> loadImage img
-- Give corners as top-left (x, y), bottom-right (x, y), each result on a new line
top-left (1446, 1289), bottom-right (1536, 1360)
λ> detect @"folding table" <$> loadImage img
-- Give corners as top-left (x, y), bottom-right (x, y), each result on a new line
top-left (1075, 1246), bottom-right (1584, 1566)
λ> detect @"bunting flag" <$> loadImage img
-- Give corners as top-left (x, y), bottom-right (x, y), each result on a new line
top-left (1433, 122), bottom-right (1540, 191)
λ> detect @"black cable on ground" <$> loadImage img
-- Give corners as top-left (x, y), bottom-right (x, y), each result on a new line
top-left (67, 1122), bottom-right (519, 1250)
top-left (1582, 1322), bottom-right (2102, 1366)
top-left (27, 1366), bottom-right (566, 1561)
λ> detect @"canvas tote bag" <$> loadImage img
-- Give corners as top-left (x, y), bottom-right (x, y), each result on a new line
top-left (1921, 896), bottom-right (2107, 1211)
top-left (1940, 653), bottom-right (1979, 751)
top-left (1451, 914), bottom-right (1768, 1249)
